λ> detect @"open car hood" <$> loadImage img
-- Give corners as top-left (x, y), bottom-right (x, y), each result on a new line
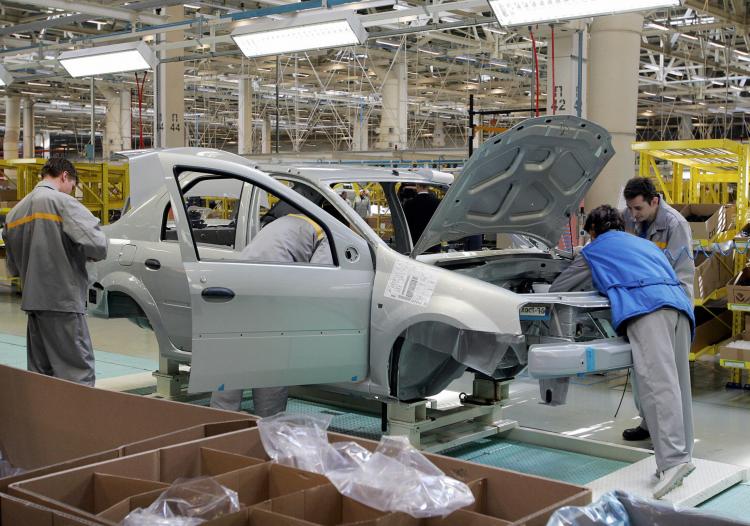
top-left (411, 115), bottom-right (615, 256)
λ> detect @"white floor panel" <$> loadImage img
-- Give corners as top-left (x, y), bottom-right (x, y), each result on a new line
top-left (588, 457), bottom-right (749, 507)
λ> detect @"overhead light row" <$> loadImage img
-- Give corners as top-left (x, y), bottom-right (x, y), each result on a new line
top-left (0, 0), bottom-right (685, 82)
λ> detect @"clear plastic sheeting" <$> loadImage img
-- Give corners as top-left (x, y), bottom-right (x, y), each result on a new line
top-left (258, 413), bottom-right (475, 518)
top-left (547, 490), bottom-right (748, 526)
top-left (121, 477), bottom-right (240, 526)
top-left (402, 322), bottom-right (526, 377)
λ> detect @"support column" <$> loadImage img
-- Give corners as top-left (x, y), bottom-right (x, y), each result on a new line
top-left (351, 109), bottom-right (368, 151)
top-left (261, 115), bottom-right (272, 154)
top-left (376, 54), bottom-right (408, 150)
top-left (4, 96), bottom-right (20, 160)
top-left (40, 131), bottom-right (50, 159)
top-left (121, 89), bottom-right (132, 150)
top-left (433, 119), bottom-right (445, 148)
top-left (156, 5), bottom-right (185, 148)
top-left (585, 14), bottom-right (643, 209)
top-left (22, 98), bottom-right (34, 158)
top-left (546, 25), bottom-right (588, 117)
top-left (238, 77), bottom-right (253, 155)
top-left (101, 88), bottom-right (122, 160)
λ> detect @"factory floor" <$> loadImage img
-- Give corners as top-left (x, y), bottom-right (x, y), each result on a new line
top-left (1, 287), bottom-right (750, 520)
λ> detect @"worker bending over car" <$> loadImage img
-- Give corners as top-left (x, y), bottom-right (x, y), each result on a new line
top-left (210, 212), bottom-right (332, 417)
top-left (549, 205), bottom-right (695, 499)
top-left (620, 177), bottom-right (694, 443)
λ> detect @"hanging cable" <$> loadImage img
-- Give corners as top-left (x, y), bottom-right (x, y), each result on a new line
top-left (551, 25), bottom-right (556, 115)
top-left (135, 72), bottom-right (147, 149)
top-left (530, 27), bottom-right (540, 117)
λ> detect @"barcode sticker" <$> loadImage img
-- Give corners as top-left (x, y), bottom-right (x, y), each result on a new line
top-left (384, 260), bottom-right (438, 306)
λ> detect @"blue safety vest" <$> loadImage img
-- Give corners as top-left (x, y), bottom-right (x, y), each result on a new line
top-left (582, 230), bottom-right (695, 336)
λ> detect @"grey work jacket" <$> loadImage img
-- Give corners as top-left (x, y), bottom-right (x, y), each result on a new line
top-left (622, 199), bottom-right (695, 301)
top-left (240, 214), bottom-right (333, 265)
top-left (2, 181), bottom-right (108, 313)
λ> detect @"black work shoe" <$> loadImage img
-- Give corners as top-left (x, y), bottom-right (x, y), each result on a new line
top-left (622, 426), bottom-right (650, 441)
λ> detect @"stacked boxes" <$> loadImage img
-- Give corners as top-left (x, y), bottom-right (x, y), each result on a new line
top-left (9, 427), bottom-right (591, 526)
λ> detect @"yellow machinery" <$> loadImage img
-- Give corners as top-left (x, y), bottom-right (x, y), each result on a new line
top-left (0, 158), bottom-right (129, 225)
top-left (632, 139), bottom-right (749, 387)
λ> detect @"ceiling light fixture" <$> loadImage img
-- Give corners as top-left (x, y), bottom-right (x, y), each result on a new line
top-left (487, 0), bottom-right (682, 27)
top-left (232, 13), bottom-right (367, 58)
top-left (58, 41), bottom-right (157, 78)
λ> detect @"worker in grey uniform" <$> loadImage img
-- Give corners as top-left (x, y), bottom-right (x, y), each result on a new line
top-left (210, 212), bottom-right (333, 417)
top-left (621, 177), bottom-right (694, 443)
top-left (1, 158), bottom-right (107, 386)
top-left (550, 205), bottom-right (695, 499)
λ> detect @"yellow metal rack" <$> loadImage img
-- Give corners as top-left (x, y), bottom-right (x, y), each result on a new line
top-left (632, 139), bottom-right (749, 386)
top-left (0, 158), bottom-right (129, 225)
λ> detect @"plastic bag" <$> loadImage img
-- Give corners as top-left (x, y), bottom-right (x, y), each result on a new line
top-left (0, 450), bottom-right (23, 478)
top-left (257, 413), bottom-right (335, 474)
top-left (547, 490), bottom-right (745, 526)
top-left (547, 492), bottom-right (630, 526)
top-left (121, 477), bottom-right (240, 526)
top-left (327, 436), bottom-right (475, 518)
top-left (258, 413), bottom-right (474, 518)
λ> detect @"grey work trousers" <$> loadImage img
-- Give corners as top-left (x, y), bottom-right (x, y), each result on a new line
top-left (626, 308), bottom-right (693, 472)
top-left (26, 311), bottom-right (96, 386)
top-left (210, 387), bottom-right (289, 417)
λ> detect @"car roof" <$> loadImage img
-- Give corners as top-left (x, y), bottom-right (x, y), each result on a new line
top-left (257, 163), bottom-right (454, 186)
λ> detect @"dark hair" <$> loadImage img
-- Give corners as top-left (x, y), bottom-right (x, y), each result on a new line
top-left (584, 205), bottom-right (625, 237)
top-left (623, 177), bottom-right (658, 202)
top-left (40, 157), bottom-right (76, 180)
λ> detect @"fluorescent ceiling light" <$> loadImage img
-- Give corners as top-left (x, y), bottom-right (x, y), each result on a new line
top-left (58, 41), bottom-right (156, 78)
top-left (0, 64), bottom-right (14, 86)
top-left (487, 0), bottom-right (682, 27)
top-left (232, 13), bottom-right (367, 58)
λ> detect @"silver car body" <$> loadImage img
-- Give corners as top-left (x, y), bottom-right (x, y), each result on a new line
top-left (88, 115), bottom-right (626, 401)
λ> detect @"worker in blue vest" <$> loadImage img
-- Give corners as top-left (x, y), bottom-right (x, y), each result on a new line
top-left (550, 205), bottom-right (695, 499)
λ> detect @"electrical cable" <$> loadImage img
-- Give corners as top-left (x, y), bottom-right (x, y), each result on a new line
top-left (613, 369), bottom-right (630, 419)
top-left (530, 27), bottom-right (540, 117)
top-left (551, 25), bottom-right (556, 115)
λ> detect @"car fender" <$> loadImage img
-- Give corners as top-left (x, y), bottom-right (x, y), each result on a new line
top-left (367, 247), bottom-right (525, 395)
top-left (95, 270), bottom-right (190, 361)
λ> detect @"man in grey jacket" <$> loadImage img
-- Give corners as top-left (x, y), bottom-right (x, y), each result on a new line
top-left (2, 158), bottom-right (108, 386)
top-left (621, 177), bottom-right (694, 443)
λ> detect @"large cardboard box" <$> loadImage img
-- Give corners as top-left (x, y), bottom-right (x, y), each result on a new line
top-left (694, 252), bottom-right (734, 301)
top-left (692, 311), bottom-right (733, 354)
top-left (0, 365), bottom-right (255, 491)
top-left (726, 268), bottom-right (750, 304)
top-left (679, 204), bottom-right (732, 240)
top-left (10, 427), bottom-right (590, 526)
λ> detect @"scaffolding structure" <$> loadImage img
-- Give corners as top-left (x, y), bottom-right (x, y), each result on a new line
top-left (632, 139), bottom-right (749, 387)
top-left (0, 158), bottom-right (129, 225)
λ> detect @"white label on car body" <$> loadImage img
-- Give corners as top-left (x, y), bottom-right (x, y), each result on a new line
top-left (384, 261), bottom-right (438, 307)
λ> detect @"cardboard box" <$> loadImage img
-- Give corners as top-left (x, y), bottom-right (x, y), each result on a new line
top-left (692, 312), bottom-right (733, 354)
top-left (10, 427), bottom-right (590, 526)
top-left (719, 338), bottom-right (750, 362)
top-left (726, 268), bottom-right (750, 304)
top-left (1, 493), bottom-right (100, 526)
top-left (694, 252), bottom-right (734, 301)
top-left (679, 204), bottom-right (731, 240)
top-left (0, 364), bottom-right (255, 491)
top-left (0, 190), bottom-right (17, 202)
